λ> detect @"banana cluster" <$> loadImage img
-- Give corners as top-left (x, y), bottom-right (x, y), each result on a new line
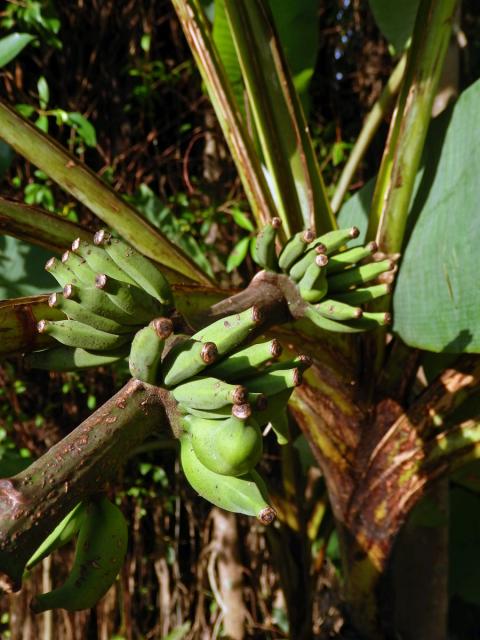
top-left (28, 497), bottom-right (127, 613)
top-left (27, 230), bottom-right (173, 371)
top-left (252, 219), bottom-right (397, 332)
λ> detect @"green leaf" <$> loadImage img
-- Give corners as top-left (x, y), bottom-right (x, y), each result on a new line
top-left (230, 206), bottom-right (254, 232)
top-left (66, 112), bottom-right (97, 147)
top-left (226, 235), bottom-right (250, 272)
top-left (0, 236), bottom-right (57, 298)
top-left (394, 81), bottom-right (480, 353)
top-left (368, 0), bottom-right (420, 52)
top-left (0, 33), bottom-right (35, 68)
top-left (213, 0), bottom-right (244, 114)
top-left (37, 76), bottom-right (49, 109)
top-left (161, 622), bottom-right (191, 640)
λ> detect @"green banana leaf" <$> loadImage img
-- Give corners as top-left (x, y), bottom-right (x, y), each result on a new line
top-left (338, 79), bottom-right (480, 353)
top-left (368, 0), bottom-right (421, 53)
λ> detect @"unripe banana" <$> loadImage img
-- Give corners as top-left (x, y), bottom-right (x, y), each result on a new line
top-left (179, 402), bottom-right (252, 421)
top-left (95, 273), bottom-right (161, 322)
top-left (25, 345), bottom-right (129, 371)
top-left (263, 354), bottom-right (312, 374)
top-left (45, 257), bottom-right (78, 288)
top-left (129, 318), bottom-right (173, 383)
top-left (315, 298), bottom-right (363, 321)
top-left (207, 339), bottom-right (282, 381)
top-left (245, 367), bottom-right (302, 396)
top-left (253, 217), bottom-right (281, 271)
top-left (252, 388), bottom-right (293, 445)
top-left (182, 414), bottom-right (262, 476)
top-left (326, 241), bottom-right (378, 273)
top-left (31, 497), bottom-right (128, 613)
top-left (61, 251), bottom-right (96, 286)
top-left (37, 319), bottom-right (130, 351)
top-left (95, 230), bottom-right (172, 305)
top-left (26, 503), bottom-right (86, 570)
top-left (192, 306), bottom-right (263, 356)
top-left (327, 259), bottom-right (395, 292)
top-left (278, 228), bottom-right (316, 272)
top-left (332, 283), bottom-right (392, 305)
top-left (161, 338), bottom-right (218, 387)
top-left (297, 254), bottom-right (329, 302)
top-left (307, 226), bottom-right (360, 254)
top-left (288, 246), bottom-right (322, 281)
top-left (63, 283), bottom-right (142, 326)
top-left (179, 436), bottom-right (276, 523)
top-left (71, 237), bottom-right (136, 285)
top-left (48, 292), bottom-right (132, 335)
top-left (172, 377), bottom-right (248, 410)
top-left (303, 304), bottom-right (367, 333)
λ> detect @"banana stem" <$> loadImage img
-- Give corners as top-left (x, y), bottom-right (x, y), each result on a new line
top-left (0, 379), bottom-right (177, 592)
top-left (331, 54), bottom-right (407, 214)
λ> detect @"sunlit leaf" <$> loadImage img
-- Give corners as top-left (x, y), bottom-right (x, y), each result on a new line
top-left (0, 33), bottom-right (35, 68)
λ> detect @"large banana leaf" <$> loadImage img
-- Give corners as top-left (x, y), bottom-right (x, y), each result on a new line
top-left (368, 0), bottom-right (421, 53)
top-left (0, 101), bottom-right (211, 285)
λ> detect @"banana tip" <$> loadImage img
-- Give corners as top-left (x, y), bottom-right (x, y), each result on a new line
top-left (71, 237), bottom-right (81, 252)
top-left (201, 342), bottom-right (218, 364)
top-left (303, 229), bottom-right (316, 243)
top-left (258, 506), bottom-right (276, 525)
top-left (251, 305), bottom-right (263, 324)
top-left (151, 317), bottom-right (173, 339)
top-left (232, 403), bottom-right (252, 420)
top-left (315, 253), bottom-right (328, 267)
top-left (233, 385), bottom-right (249, 405)
top-left (37, 319), bottom-right (47, 333)
top-left (270, 339), bottom-right (282, 359)
top-left (93, 229), bottom-right (111, 246)
top-left (350, 227), bottom-right (360, 239)
top-left (45, 257), bottom-right (56, 272)
top-left (271, 217), bottom-right (282, 229)
top-left (48, 293), bottom-right (58, 308)
top-left (95, 273), bottom-right (108, 289)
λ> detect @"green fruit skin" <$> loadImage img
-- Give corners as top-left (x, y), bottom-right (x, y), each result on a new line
top-left (128, 325), bottom-right (165, 383)
top-left (183, 414), bottom-right (262, 476)
top-left (31, 497), bottom-right (128, 613)
top-left (179, 436), bottom-right (275, 523)
top-left (26, 345), bottom-right (129, 371)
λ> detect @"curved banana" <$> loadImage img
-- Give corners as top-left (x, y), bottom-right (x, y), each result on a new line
top-left (63, 283), bottom-right (142, 326)
top-left (26, 345), bottom-right (129, 371)
top-left (26, 503), bottom-right (86, 570)
top-left (192, 306), bottom-right (263, 356)
top-left (278, 228), bottom-right (315, 272)
top-left (129, 318), bottom-right (173, 383)
top-left (179, 436), bottom-right (275, 523)
top-left (37, 319), bottom-right (130, 351)
top-left (289, 248), bottom-right (327, 282)
top-left (172, 377), bottom-right (248, 410)
top-left (31, 496), bottom-right (128, 613)
top-left (327, 258), bottom-right (395, 292)
top-left (332, 283), bottom-right (391, 305)
top-left (61, 251), bottom-right (96, 286)
top-left (161, 338), bottom-right (218, 387)
top-left (71, 237), bottom-right (136, 285)
top-left (94, 273), bottom-right (158, 322)
top-left (207, 339), bottom-right (282, 381)
top-left (182, 414), bottom-right (262, 476)
top-left (252, 388), bottom-right (293, 445)
top-left (95, 230), bottom-right (172, 305)
top-left (48, 292), bottom-right (131, 335)
top-left (307, 226), bottom-right (359, 254)
top-left (245, 367), bottom-right (302, 396)
top-left (298, 255), bottom-right (329, 303)
top-left (315, 299), bottom-right (363, 321)
top-left (326, 241), bottom-right (378, 274)
top-left (253, 217), bottom-right (281, 271)
top-left (45, 257), bottom-right (78, 288)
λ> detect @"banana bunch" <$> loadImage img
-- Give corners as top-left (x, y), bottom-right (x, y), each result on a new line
top-left (252, 219), bottom-right (398, 332)
top-left (27, 230), bottom-right (173, 372)
top-left (30, 496), bottom-right (128, 613)
top-left (155, 306), bottom-right (313, 524)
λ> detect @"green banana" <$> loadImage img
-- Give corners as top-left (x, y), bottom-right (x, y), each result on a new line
top-left (172, 377), bottom-right (248, 410)
top-left (278, 228), bottom-right (316, 272)
top-left (315, 299), bottom-right (363, 321)
top-left (263, 354), bottom-right (312, 374)
top-left (26, 345), bottom-right (129, 371)
top-left (326, 241), bottom-right (378, 273)
top-left (48, 292), bottom-right (132, 335)
top-left (289, 248), bottom-right (328, 282)
top-left (161, 338), bottom-right (218, 387)
top-left (179, 436), bottom-right (276, 523)
top-left (71, 237), bottom-right (136, 285)
top-left (307, 226), bottom-right (360, 254)
top-left (178, 403), bottom-right (252, 421)
top-left (303, 304), bottom-right (379, 333)
top-left (26, 503), bottom-right (86, 570)
top-left (332, 283), bottom-right (392, 305)
top-left (129, 318), bottom-right (173, 383)
top-left (61, 251), bottom-right (96, 286)
top-left (94, 273), bottom-right (163, 322)
top-left (63, 283), bottom-right (142, 326)
top-left (192, 306), bottom-right (263, 356)
top-left (244, 367), bottom-right (302, 396)
top-left (37, 319), bottom-right (130, 351)
top-left (31, 497), bottom-right (128, 613)
top-left (253, 217), bottom-right (281, 271)
top-left (327, 259), bottom-right (395, 292)
top-left (252, 388), bottom-right (293, 445)
top-left (182, 414), bottom-right (262, 476)
top-left (95, 230), bottom-right (172, 305)
top-left (207, 339), bottom-right (282, 381)
top-left (45, 257), bottom-right (78, 288)
top-left (297, 255), bottom-right (329, 302)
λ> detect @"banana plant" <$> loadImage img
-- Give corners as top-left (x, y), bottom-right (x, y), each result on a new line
top-left (0, 0), bottom-right (479, 638)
